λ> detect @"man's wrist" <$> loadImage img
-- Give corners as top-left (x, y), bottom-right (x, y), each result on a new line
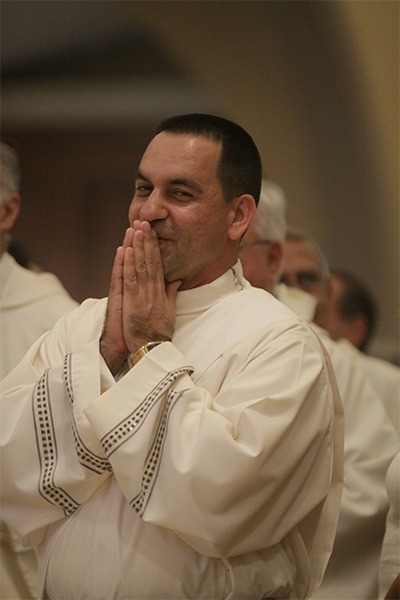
top-left (100, 339), bottom-right (129, 377)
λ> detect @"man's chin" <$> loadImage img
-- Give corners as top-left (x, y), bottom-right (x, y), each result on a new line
top-left (161, 259), bottom-right (178, 283)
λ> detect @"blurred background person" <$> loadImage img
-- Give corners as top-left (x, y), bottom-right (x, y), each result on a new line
top-left (326, 268), bottom-right (399, 434)
top-left (240, 181), bottom-right (399, 600)
top-left (0, 142), bottom-right (78, 379)
top-left (326, 268), bottom-right (378, 353)
top-left (7, 236), bottom-right (42, 272)
top-left (281, 229), bottom-right (399, 435)
top-left (279, 229), bottom-right (331, 330)
top-left (0, 141), bottom-right (78, 599)
top-left (238, 180), bottom-right (287, 294)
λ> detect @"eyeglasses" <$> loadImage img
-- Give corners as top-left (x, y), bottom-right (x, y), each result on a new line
top-left (279, 270), bottom-right (325, 292)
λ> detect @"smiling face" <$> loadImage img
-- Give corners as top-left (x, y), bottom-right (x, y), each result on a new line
top-left (128, 132), bottom-right (254, 289)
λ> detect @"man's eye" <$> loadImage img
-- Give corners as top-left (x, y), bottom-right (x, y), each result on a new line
top-left (135, 185), bottom-right (152, 196)
top-left (172, 189), bottom-right (192, 200)
top-left (298, 272), bottom-right (321, 286)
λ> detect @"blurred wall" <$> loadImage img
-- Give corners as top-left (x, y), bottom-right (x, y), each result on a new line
top-left (2, 0), bottom-right (398, 362)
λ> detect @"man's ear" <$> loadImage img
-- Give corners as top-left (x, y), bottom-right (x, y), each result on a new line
top-left (0, 193), bottom-right (21, 232)
top-left (228, 195), bottom-right (256, 241)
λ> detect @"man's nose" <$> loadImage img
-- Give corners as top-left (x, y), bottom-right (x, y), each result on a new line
top-left (288, 274), bottom-right (302, 289)
top-left (138, 191), bottom-right (168, 222)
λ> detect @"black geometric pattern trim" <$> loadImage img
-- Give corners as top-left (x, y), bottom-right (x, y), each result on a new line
top-left (71, 418), bottom-right (113, 474)
top-left (32, 370), bottom-right (80, 517)
top-left (63, 354), bottom-right (112, 474)
top-left (100, 366), bottom-right (193, 457)
top-left (130, 388), bottom-right (182, 515)
top-left (64, 353), bottom-right (74, 404)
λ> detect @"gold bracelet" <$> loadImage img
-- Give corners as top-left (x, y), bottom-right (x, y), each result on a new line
top-left (128, 341), bottom-right (164, 368)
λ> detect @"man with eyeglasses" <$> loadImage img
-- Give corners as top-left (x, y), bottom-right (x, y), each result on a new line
top-left (279, 230), bottom-right (400, 436)
top-left (279, 230), bottom-right (330, 330)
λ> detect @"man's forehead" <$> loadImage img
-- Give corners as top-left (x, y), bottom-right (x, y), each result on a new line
top-left (137, 132), bottom-right (222, 184)
top-left (284, 240), bottom-right (321, 269)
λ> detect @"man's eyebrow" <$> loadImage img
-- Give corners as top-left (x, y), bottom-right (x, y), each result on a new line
top-left (135, 171), bottom-right (150, 183)
top-left (169, 178), bottom-right (203, 194)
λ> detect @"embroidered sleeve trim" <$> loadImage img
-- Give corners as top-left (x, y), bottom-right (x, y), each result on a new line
top-left (32, 370), bottom-right (80, 516)
top-left (64, 354), bottom-right (112, 474)
top-left (131, 388), bottom-right (183, 515)
top-left (100, 366), bottom-right (193, 457)
top-left (71, 418), bottom-right (113, 474)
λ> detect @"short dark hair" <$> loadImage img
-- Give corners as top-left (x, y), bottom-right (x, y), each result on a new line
top-left (331, 269), bottom-right (378, 351)
top-left (156, 114), bottom-right (262, 204)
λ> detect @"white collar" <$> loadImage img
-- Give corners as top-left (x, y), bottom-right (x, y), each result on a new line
top-left (176, 260), bottom-right (248, 316)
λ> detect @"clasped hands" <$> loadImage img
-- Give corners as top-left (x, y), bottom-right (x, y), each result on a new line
top-left (100, 220), bottom-right (181, 376)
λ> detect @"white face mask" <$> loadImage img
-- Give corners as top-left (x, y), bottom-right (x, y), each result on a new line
top-left (274, 282), bottom-right (318, 323)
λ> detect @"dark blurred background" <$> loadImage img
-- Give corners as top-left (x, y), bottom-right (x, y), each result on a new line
top-left (1, 0), bottom-right (398, 363)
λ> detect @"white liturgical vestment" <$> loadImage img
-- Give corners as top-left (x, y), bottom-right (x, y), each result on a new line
top-left (0, 252), bottom-right (78, 378)
top-left (379, 450), bottom-right (400, 598)
top-left (337, 338), bottom-right (400, 436)
top-left (1, 264), bottom-right (343, 599)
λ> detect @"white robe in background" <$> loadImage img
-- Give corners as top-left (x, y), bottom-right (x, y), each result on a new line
top-left (1, 264), bottom-right (343, 599)
top-left (274, 284), bottom-right (399, 599)
top-left (379, 451), bottom-right (400, 598)
top-left (337, 338), bottom-right (400, 436)
top-left (0, 252), bottom-right (78, 378)
top-left (0, 251), bottom-right (78, 600)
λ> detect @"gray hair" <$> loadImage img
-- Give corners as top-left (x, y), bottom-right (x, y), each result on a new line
top-left (251, 180), bottom-right (287, 242)
top-left (1, 142), bottom-right (20, 203)
top-left (286, 227), bottom-right (330, 282)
